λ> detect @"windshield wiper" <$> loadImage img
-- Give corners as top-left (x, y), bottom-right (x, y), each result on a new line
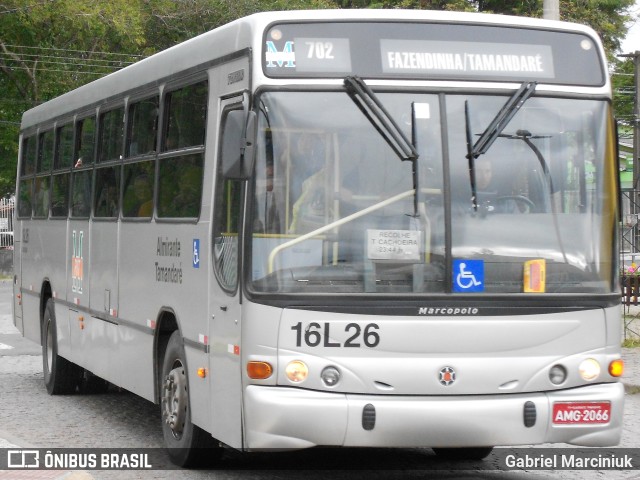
top-left (344, 76), bottom-right (421, 216)
top-left (465, 81), bottom-right (537, 211)
top-left (344, 76), bottom-right (418, 162)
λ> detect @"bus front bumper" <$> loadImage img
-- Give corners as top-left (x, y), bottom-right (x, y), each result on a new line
top-left (243, 382), bottom-right (624, 450)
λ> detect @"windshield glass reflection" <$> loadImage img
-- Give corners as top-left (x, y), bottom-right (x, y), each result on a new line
top-left (248, 91), bottom-right (615, 296)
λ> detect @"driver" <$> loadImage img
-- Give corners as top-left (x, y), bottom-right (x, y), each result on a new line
top-left (475, 158), bottom-right (527, 214)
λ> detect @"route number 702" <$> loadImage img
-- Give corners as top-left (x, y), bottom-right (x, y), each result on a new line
top-left (291, 322), bottom-right (380, 348)
top-left (304, 41), bottom-right (335, 60)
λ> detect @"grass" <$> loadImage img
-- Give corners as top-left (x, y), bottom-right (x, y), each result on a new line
top-left (622, 337), bottom-right (640, 348)
top-left (626, 384), bottom-right (640, 395)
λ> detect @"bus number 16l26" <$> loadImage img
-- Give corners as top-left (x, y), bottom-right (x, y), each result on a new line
top-left (291, 322), bottom-right (380, 348)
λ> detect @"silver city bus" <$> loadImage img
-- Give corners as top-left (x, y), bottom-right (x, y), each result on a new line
top-left (13, 9), bottom-right (624, 466)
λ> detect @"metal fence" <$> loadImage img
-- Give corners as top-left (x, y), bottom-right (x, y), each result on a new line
top-left (0, 197), bottom-right (14, 250)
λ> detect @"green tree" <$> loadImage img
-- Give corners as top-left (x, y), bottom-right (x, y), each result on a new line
top-left (612, 57), bottom-right (636, 128)
top-left (0, 0), bottom-right (147, 196)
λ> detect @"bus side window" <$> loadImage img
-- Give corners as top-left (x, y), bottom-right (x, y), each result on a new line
top-left (94, 166), bottom-right (121, 218)
top-left (157, 80), bottom-right (207, 219)
top-left (55, 124), bottom-right (74, 170)
top-left (20, 136), bottom-right (37, 177)
top-left (17, 137), bottom-right (36, 218)
top-left (127, 97), bottom-right (159, 157)
top-left (122, 161), bottom-right (155, 218)
top-left (157, 154), bottom-right (203, 218)
top-left (99, 107), bottom-right (124, 163)
top-left (51, 173), bottom-right (69, 218)
top-left (71, 170), bottom-right (92, 218)
top-left (38, 130), bottom-right (54, 173)
top-left (77, 116), bottom-right (96, 167)
top-left (17, 178), bottom-right (33, 218)
top-left (164, 81), bottom-right (207, 151)
top-left (33, 176), bottom-right (50, 218)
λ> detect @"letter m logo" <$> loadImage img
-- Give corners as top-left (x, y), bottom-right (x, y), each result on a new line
top-left (265, 41), bottom-right (295, 68)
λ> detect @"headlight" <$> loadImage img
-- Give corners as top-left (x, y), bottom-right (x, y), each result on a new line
top-left (579, 358), bottom-right (601, 381)
top-left (285, 360), bottom-right (308, 383)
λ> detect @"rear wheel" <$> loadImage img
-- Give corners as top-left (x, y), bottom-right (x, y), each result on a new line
top-left (161, 330), bottom-right (221, 467)
top-left (42, 299), bottom-right (82, 394)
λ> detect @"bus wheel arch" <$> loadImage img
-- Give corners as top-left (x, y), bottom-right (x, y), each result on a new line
top-left (41, 298), bottom-right (82, 394)
top-left (160, 329), bottom-right (218, 466)
top-left (39, 279), bottom-right (52, 331)
top-left (154, 309), bottom-right (179, 403)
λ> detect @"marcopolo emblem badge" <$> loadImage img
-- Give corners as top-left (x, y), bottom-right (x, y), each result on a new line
top-left (439, 366), bottom-right (456, 386)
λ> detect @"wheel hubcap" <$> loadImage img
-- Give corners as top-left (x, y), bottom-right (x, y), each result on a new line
top-left (45, 319), bottom-right (53, 374)
top-left (162, 361), bottom-right (188, 439)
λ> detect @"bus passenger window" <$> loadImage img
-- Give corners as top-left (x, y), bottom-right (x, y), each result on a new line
top-left (122, 162), bottom-right (154, 218)
top-left (17, 179), bottom-right (32, 218)
top-left (38, 131), bottom-right (54, 173)
top-left (94, 166), bottom-right (121, 218)
top-left (76, 116), bottom-right (96, 167)
top-left (99, 107), bottom-right (124, 163)
top-left (157, 154), bottom-right (203, 218)
top-left (51, 173), bottom-right (69, 218)
top-left (164, 81), bottom-right (207, 151)
top-left (33, 176), bottom-right (50, 218)
top-left (21, 137), bottom-right (36, 176)
top-left (55, 124), bottom-right (74, 169)
top-left (71, 170), bottom-right (91, 218)
top-left (127, 97), bottom-right (159, 157)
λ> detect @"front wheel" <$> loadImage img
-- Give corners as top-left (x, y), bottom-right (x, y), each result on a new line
top-left (160, 330), bottom-right (220, 467)
top-left (42, 299), bottom-right (82, 394)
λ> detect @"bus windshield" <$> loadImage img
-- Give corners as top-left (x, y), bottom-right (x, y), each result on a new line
top-left (249, 90), bottom-right (615, 295)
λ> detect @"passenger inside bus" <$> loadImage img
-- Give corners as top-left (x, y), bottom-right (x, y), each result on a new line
top-left (125, 173), bottom-right (153, 217)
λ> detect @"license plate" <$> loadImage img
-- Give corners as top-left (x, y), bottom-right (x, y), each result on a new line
top-left (552, 401), bottom-right (611, 424)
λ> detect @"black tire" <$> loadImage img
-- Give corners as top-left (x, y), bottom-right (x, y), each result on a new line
top-left (432, 447), bottom-right (494, 460)
top-left (42, 299), bottom-right (82, 395)
top-left (160, 331), bottom-right (221, 467)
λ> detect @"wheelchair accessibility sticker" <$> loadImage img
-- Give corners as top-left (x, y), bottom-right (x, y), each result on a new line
top-left (453, 260), bottom-right (484, 292)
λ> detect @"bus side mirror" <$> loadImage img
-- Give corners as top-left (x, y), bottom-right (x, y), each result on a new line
top-left (221, 110), bottom-right (257, 179)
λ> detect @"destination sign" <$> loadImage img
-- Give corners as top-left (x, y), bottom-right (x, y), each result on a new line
top-left (263, 22), bottom-right (604, 86)
top-left (380, 40), bottom-right (555, 78)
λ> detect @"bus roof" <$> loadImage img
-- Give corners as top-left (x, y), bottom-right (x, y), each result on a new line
top-left (20, 9), bottom-right (603, 130)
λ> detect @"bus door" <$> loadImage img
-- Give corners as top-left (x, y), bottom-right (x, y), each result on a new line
top-left (208, 59), bottom-right (249, 449)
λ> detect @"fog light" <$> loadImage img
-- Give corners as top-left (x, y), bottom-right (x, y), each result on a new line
top-left (321, 366), bottom-right (341, 387)
top-left (579, 358), bottom-right (601, 381)
top-left (285, 360), bottom-right (308, 383)
top-left (609, 359), bottom-right (624, 377)
top-left (549, 365), bottom-right (567, 385)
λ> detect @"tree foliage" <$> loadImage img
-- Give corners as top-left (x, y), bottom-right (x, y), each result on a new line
top-left (0, 0), bottom-right (636, 196)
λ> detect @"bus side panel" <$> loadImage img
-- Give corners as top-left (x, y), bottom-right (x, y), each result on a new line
top-left (116, 222), bottom-right (161, 401)
top-left (12, 219), bottom-right (23, 334)
top-left (89, 221), bottom-right (119, 329)
top-left (85, 221), bottom-right (119, 382)
top-left (66, 220), bottom-right (91, 363)
top-left (21, 220), bottom-right (68, 347)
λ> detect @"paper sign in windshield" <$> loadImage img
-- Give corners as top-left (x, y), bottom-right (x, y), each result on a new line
top-left (367, 229), bottom-right (421, 261)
